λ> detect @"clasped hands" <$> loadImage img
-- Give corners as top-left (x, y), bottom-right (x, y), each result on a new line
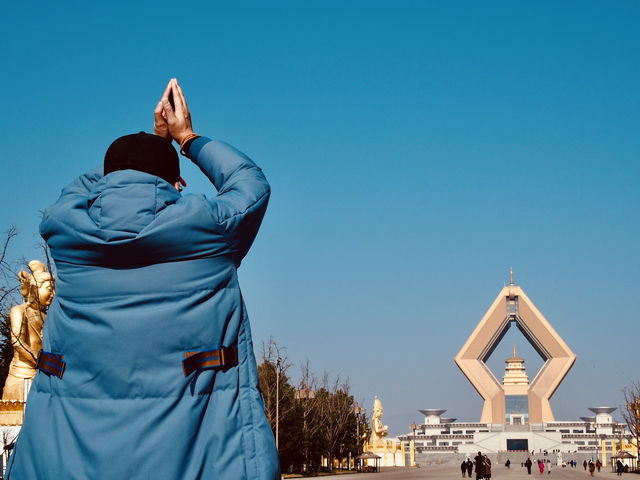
top-left (153, 78), bottom-right (194, 146)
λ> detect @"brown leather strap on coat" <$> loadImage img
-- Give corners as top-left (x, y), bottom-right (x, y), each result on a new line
top-left (182, 346), bottom-right (238, 377)
top-left (36, 350), bottom-right (66, 379)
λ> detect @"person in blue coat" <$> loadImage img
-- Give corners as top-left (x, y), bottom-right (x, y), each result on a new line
top-left (6, 79), bottom-right (280, 479)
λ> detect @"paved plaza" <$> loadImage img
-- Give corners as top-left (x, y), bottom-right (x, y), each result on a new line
top-left (329, 466), bottom-right (632, 479)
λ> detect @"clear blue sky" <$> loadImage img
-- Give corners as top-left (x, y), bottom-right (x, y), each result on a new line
top-left (1, 1), bottom-right (638, 435)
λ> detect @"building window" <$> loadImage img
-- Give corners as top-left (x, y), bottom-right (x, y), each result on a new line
top-left (507, 439), bottom-right (529, 451)
top-left (466, 430), bottom-right (476, 434)
top-left (505, 395), bottom-right (529, 423)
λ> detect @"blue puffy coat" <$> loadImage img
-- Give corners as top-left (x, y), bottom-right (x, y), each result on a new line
top-left (6, 137), bottom-right (280, 479)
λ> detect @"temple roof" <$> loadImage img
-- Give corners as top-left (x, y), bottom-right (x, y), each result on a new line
top-left (588, 407), bottom-right (617, 415)
top-left (419, 409), bottom-right (446, 417)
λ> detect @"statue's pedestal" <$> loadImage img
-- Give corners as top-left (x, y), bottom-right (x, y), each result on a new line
top-left (0, 401), bottom-right (25, 426)
top-left (0, 392), bottom-right (27, 472)
top-left (363, 437), bottom-right (406, 467)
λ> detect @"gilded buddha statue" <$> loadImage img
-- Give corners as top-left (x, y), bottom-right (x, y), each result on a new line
top-left (2, 260), bottom-right (55, 401)
top-left (370, 395), bottom-right (389, 442)
top-left (362, 395), bottom-right (405, 467)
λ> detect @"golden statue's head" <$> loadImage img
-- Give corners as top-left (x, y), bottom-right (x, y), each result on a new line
top-left (19, 260), bottom-right (55, 309)
top-left (373, 395), bottom-right (383, 418)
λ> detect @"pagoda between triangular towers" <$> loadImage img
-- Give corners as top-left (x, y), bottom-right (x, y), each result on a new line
top-left (454, 269), bottom-right (576, 424)
top-left (503, 344), bottom-right (529, 388)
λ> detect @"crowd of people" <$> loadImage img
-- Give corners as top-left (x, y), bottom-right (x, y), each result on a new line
top-left (460, 452), bottom-right (492, 479)
top-left (460, 454), bottom-right (628, 477)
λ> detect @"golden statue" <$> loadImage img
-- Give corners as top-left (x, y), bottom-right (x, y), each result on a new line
top-left (2, 260), bottom-right (55, 401)
top-left (362, 395), bottom-right (405, 467)
top-left (371, 395), bottom-right (389, 441)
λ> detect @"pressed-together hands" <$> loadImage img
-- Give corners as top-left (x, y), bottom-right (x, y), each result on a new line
top-left (153, 78), bottom-right (193, 190)
top-left (154, 79), bottom-right (194, 145)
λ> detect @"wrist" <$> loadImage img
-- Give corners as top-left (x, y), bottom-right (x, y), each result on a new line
top-left (176, 129), bottom-right (194, 145)
top-left (179, 133), bottom-right (200, 156)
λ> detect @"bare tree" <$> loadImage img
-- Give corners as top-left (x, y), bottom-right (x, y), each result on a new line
top-left (621, 380), bottom-right (640, 466)
top-left (317, 373), bottom-right (355, 470)
top-left (295, 359), bottom-right (323, 471)
top-left (0, 227), bottom-right (20, 393)
top-left (256, 342), bottom-right (363, 473)
top-left (258, 338), bottom-right (313, 472)
top-left (0, 227), bottom-right (19, 306)
top-left (257, 338), bottom-right (294, 428)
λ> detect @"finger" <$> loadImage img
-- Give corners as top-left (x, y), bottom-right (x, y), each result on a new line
top-left (161, 81), bottom-right (175, 119)
top-left (154, 100), bottom-right (164, 118)
top-left (174, 80), bottom-right (189, 116)
top-left (176, 81), bottom-right (190, 119)
top-left (161, 80), bottom-right (172, 101)
top-left (161, 96), bottom-right (175, 120)
top-left (171, 80), bottom-right (183, 117)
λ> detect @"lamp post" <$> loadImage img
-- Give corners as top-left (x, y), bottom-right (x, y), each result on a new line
top-left (636, 401), bottom-right (640, 470)
top-left (410, 422), bottom-right (417, 467)
top-left (593, 420), bottom-right (598, 465)
top-left (275, 352), bottom-right (281, 450)
top-left (353, 403), bottom-right (366, 465)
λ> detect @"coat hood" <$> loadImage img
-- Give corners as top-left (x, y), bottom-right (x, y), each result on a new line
top-left (40, 168), bottom-right (203, 267)
top-left (86, 169), bottom-right (181, 240)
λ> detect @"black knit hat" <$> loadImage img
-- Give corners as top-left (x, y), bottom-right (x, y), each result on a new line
top-left (104, 132), bottom-right (180, 185)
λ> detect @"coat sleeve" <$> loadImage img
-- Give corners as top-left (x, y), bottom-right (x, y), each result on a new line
top-left (187, 137), bottom-right (270, 266)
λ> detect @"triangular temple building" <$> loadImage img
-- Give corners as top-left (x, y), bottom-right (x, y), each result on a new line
top-left (454, 269), bottom-right (576, 424)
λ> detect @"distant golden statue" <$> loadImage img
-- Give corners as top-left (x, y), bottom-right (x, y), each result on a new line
top-left (2, 260), bottom-right (55, 401)
top-left (370, 395), bottom-right (389, 442)
top-left (362, 395), bottom-right (405, 467)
